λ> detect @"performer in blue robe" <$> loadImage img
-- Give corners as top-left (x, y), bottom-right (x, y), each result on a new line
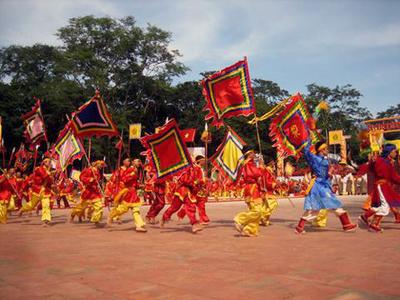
top-left (295, 141), bottom-right (357, 234)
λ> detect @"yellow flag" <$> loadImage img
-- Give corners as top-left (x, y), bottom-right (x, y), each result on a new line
top-left (369, 130), bottom-right (384, 153)
top-left (129, 123), bottom-right (142, 140)
top-left (329, 130), bottom-right (343, 145)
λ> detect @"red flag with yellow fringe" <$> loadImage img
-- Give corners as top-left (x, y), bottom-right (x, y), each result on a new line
top-left (140, 119), bottom-right (192, 182)
top-left (202, 58), bottom-right (255, 127)
top-left (269, 93), bottom-right (319, 159)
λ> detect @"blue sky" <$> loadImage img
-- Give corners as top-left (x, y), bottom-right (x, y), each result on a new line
top-left (0, 0), bottom-right (399, 116)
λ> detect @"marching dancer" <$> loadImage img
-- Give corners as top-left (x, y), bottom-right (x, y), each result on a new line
top-left (295, 141), bottom-right (357, 234)
top-left (70, 160), bottom-right (106, 225)
top-left (18, 158), bottom-right (54, 226)
top-left (234, 149), bottom-right (268, 237)
top-left (358, 144), bottom-right (400, 232)
top-left (107, 158), bottom-right (147, 232)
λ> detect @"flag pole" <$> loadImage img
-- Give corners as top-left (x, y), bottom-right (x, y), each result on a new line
top-left (8, 147), bottom-right (16, 168)
top-left (33, 145), bottom-right (39, 169)
top-left (254, 117), bottom-right (263, 156)
top-left (204, 123), bottom-right (209, 179)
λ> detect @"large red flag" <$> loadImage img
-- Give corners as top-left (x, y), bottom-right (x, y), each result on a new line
top-left (202, 58), bottom-right (255, 127)
top-left (140, 119), bottom-right (192, 182)
top-left (269, 93), bottom-right (319, 159)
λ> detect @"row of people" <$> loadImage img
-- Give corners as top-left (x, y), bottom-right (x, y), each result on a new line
top-left (1, 143), bottom-right (399, 236)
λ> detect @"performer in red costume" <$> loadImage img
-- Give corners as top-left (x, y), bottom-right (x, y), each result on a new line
top-left (107, 158), bottom-right (147, 232)
top-left (0, 170), bottom-right (15, 224)
top-left (234, 149), bottom-right (266, 236)
top-left (160, 160), bottom-right (203, 233)
top-left (145, 169), bottom-right (167, 224)
top-left (359, 144), bottom-right (400, 232)
top-left (70, 160), bottom-right (106, 225)
top-left (18, 158), bottom-right (54, 226)
top-left (176, 156), bottom-right (210, 225)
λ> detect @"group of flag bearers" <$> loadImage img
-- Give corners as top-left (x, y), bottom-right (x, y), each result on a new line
top-left (1, 140), bottom-right (399, 236)
top-left (1, 57), bottom-right (399, 237)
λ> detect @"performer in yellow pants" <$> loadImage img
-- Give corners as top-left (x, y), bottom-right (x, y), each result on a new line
top-left (71, 161), bottom-right (106, 225)
top-left (108, 201), bottom-right (146, 231)
top-left (260, 196), bottom-right (278, 226)
top-left (18, 159), bottom-right (53, 225)
top-left (234, 201), bottom-right (266, 236)
top-left (234, 150), bottom-right (266, 237)
top-left (0, 202), bottom-right (8, 224)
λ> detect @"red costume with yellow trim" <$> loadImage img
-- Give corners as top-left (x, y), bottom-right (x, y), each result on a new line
top-left (146, 170), bottom-right (167, 224)
top-left (359, 144), bottom-right (400, 232)
top-left (0, 174), bottom-right (13, 223)
top-left (107, 164), bottom-right (146, 232)
top-left (70, 162), bottom-right (104, 224)
top-left (161, 164), bottom-right (203, 233)
top-left (18, 162), bottom-right (53, 224)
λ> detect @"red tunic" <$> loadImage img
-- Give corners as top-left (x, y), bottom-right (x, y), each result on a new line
top-left (121, 166), bottom-right (140, 203)
top-left (80, 167), bottom-right (102, 201)
top-left (0, 175), bottom-right (13, 202)
top-left (31, 166), bottom-right (53, 196)
top-left (371, 156), bottom-right (400, 208)
top-left (239, 158), bottom-right (263, 201)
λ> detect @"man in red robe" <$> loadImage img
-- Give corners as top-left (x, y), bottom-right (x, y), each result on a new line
top-left (18, 158), bottom-right (53, 226)
top-left (359, 144), bottom-right (400, 232)
top-left (70, 160), bottom-right (106, 225)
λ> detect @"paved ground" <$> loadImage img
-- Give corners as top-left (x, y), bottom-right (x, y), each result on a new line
top-left (0, 196), bottom-right (399, 300)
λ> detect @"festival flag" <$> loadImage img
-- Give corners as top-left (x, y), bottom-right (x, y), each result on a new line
top-left (14, 144), bottom-right (33, 172)
top-left (269, 93), bottom-right (319, 159)
top-left (129, 123), bottom-right (142, 139)
top-left (329, 130), bottom-right (344, 145)
top-left (21, 99), bottom-right (47, 146)
top-left (202, 58), bottom-right (255, 127)
top-left (71, 90), bottom-right (119, 138)
top-left (211, 127), bottom-right (246, 181)
top-left (140, 119), bottom-right (192, 182)
top-left (54, 123), bottom-right (85, 171)
top-left (369, 130), bottom-right (385, 153)
top-left (181, 128), bottom-right (197, 143)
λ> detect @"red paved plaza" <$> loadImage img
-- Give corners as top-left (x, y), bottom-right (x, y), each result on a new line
top-left (1, 196), bottom-right (399, 300)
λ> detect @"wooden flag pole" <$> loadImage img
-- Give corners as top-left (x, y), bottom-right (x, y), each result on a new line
top-left (8, 147), bottom-right (16, 168)
top-left (33, 145), bottom-right (39, 169)
top-left (254, 116), bottom-right (263, 156)
top-left (204, 123), bottom-right (209, 179)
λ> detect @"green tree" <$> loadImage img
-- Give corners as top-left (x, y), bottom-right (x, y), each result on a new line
top-left (377, 103), bottom-right (400, 118)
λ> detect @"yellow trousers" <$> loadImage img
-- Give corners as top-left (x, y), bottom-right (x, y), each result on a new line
top-left (234, 202), bottom-right (266, 236)
top-left (7, 196), bottom-right (16, 211)
top-left (20, 195), bottom-right (41, 212)
top-left (260, 197), bottom-right (278, 226)
top-left (109, 201), bottom-right (145, 228)
top-left (20, 193), bottom-right (51, 222)
top-left (312, 209), bottom-right (328, 227)
top-left (90, 199), bottom-right (103, 223)
top-left (0, 202), bottom-right (9, 224)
